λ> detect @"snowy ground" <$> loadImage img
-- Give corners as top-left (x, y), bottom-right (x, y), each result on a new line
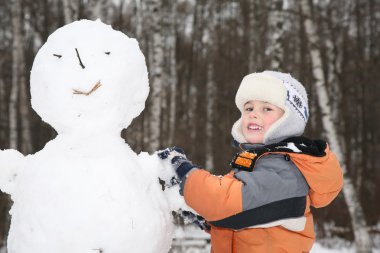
top-left (1, 225), bottom-right (378, 253)
top-left (171, 225), bottom-right (380, 253)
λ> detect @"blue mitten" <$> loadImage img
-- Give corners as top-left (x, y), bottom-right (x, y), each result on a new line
top-left (181, 210), bottom-right (211, 232)
top-left (157, 147), bottom-right (196, 181)
top-left (171, 156), bottom-right (196, 180)
top-left (157, 146), bottom-right (185, 160)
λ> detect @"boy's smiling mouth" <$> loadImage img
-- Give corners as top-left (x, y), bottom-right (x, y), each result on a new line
top-left (248, 123), bottom-right (263, 131)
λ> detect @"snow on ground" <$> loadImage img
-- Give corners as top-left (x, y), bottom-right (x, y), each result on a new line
top-left (310, 243), bottom-right (354, 253)
top-left (171, 225), bottom-right (380, 253)
top-left (311, 244), bottom-right (379, 253)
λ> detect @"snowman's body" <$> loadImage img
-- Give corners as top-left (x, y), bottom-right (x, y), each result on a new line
top-left (9, 135), bottom-right (172, 253)
top-left (0, 20), bottom-right (178, 253)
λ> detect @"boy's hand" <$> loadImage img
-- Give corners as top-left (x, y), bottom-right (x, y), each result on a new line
top-left (157, 146), bottom-right (186, 160)
top-left (181, 210), bottom-right (211, 232)
top-left (157, 147), bottom-right (196, 180)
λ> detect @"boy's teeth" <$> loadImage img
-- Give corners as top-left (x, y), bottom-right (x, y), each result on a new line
top-left (248, 125), bottom-right (262, 130)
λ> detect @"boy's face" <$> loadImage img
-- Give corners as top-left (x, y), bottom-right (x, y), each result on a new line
top-left (241, 100), bottom-right (285, 144)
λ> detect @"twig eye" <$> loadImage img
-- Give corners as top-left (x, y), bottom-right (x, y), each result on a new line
top-left (105, 51), bottom-right (111, 55)
top-left (53, 54), bottom-right (62, 58)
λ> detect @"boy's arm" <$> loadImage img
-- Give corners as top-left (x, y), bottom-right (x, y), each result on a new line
top-left (158, 148), bottom-right (308, 230)
top-left (184, 155), bottom-right (308, 228)
top-left (157, 147), bottom-right (244, 220)
top-left (183, 169), bottom-right (244, 221)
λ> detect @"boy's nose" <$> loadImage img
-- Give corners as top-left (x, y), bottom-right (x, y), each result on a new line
top-left (249, 111), bottom-right (258, 118)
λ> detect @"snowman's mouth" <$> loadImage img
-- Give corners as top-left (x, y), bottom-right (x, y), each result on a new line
top-left (73, 80), bottom-right (102, 96)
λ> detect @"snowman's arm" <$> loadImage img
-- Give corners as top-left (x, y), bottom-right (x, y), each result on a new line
top-left (137, 151), bottom-right (176, 184)
top-left (137, 151), bottom-right (196, 213)
top-left (0, 149), bottom-right (25, 195)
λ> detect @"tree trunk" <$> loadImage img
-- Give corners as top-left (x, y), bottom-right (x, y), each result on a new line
top-left (300, 0), bottom-right (372, 252)
top-left (168, 1), bottom-right (178, 146)
top-left (203, 0), bottom-right (216, 169)
top-left (88, 0), bottom-right (112, 24)
top-left (62, 0), bottom-right (80, 24)
top-left (205, 62), bottom-right (215, 169)
top-left (248, 0), bottom-right (256, 72)
top-left (0, 60), bottom-right (6, 144)
top-left (0, 75), bottom-right (10, 250)
top-left (9, 0), bottom-right (23, 150)
top-left (146, 0), bottom-right (164, 152)
top-left (62, 0), bottom-right (72, 24)
top-left (0, 192), bottom-right (10, 251)
top-left (12, 0), bottom-right (32, 155)
top-left (188, 2), bottom-right (202, 149)
top-left (135, 0), bottom-right (143, 39)
top-left (19, 76), bottom-right (32, 154)
top-left (268, 0), bottom-right (284, 70)
top-left (3, 0), bottom-right (24, 249)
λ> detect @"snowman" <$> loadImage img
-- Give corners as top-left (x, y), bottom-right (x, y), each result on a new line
top-left (0, 20), bottom-right (183, 253)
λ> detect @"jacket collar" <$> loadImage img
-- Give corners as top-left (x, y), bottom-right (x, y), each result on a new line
top-left (232, 136), bottom-right (327, 157)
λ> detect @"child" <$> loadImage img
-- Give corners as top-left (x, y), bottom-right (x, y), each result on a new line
top-left (159, 71), bottom-right (343, 253)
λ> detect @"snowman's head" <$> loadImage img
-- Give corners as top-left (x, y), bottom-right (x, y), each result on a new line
top-left (30, 19), bottom-right (149, 134)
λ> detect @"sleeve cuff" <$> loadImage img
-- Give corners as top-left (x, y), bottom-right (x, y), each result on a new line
top-left (176, 161), bottom-right (196, 179)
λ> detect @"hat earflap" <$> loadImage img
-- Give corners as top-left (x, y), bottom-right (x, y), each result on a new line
top-left (231, 118), bottom-right (247, 144)
top-left (263, 107), bottom-right (305, 144)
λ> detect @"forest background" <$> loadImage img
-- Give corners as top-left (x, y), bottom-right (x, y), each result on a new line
top-left (0, 0), bottom-right (379, 252)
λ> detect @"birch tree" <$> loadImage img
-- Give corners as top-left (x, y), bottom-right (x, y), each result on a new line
top-left (134, 0), bottom-right (143, 39)
top-left (62, 0), bottom-right (78, 24)
top-left (9, 0), bottom-right (23, 150)
top-left (267, 0), bottom-right (284, 70)
top-left (188, 1), bottom-right (202, 149)
top-left (1, 0), bottom-right (24, 249)
top-left (0, 59), bottom-right (11, 252)
top-left (19, 72), bottom-right (32, 154)
top-left (12, 0), bottom-right (32, 154)
top-left (248, 0), bottom-right (256, 72)
top-left (0, 60), bottom-right (6, 144)
top-left (88, 0), bottom-right (113, 24)
top-left (300, 0), bottom-right (372, 252)
top-left (168, 1), bottom-right (178, 146)
top-left (203, 0), bottom-right (216, 169)
top-left (146, 0), bottom-right (164, 152)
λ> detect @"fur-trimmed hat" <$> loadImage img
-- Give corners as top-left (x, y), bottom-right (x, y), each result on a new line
top-left (231, 71), bottom-right (309, 144)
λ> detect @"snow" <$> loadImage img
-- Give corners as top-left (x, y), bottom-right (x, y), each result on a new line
top-left (275, 142), bottom-right (302, 152)
top-left (171, 226), bottom-right (380, 253)
top-left (31, 19), bottom-right (149, 133)
top-left (0, 149), bottom-right (24, 195)
top-left (0, 19), bottom-right (187, 253)
top-left (310, 243), bottom-right (355, 253)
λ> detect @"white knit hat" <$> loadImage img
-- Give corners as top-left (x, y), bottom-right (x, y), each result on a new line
top-left (231, 71), bottom-right (309, 144)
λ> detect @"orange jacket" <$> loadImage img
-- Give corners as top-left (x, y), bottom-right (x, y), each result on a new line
top-left (183, 142), bottom-right (343, 253)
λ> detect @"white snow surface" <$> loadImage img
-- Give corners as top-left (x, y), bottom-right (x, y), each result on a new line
top-left (172, 226), bottom-right (380, 253)
top-left (0, 150), bottom-right (24, 195)
top-left (0, 20), bottom-right (188, 253)
top-left (30, 19), bottom-right (149, 134)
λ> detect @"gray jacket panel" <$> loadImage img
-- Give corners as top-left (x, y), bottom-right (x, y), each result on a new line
top-left (234, 154), bottom-right (309, 211)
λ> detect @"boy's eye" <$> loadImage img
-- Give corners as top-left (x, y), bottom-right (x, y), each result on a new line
top-left (245, 107), bottom-right (253, 112)
top-left (264, 107), bottom-right (273, 112)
